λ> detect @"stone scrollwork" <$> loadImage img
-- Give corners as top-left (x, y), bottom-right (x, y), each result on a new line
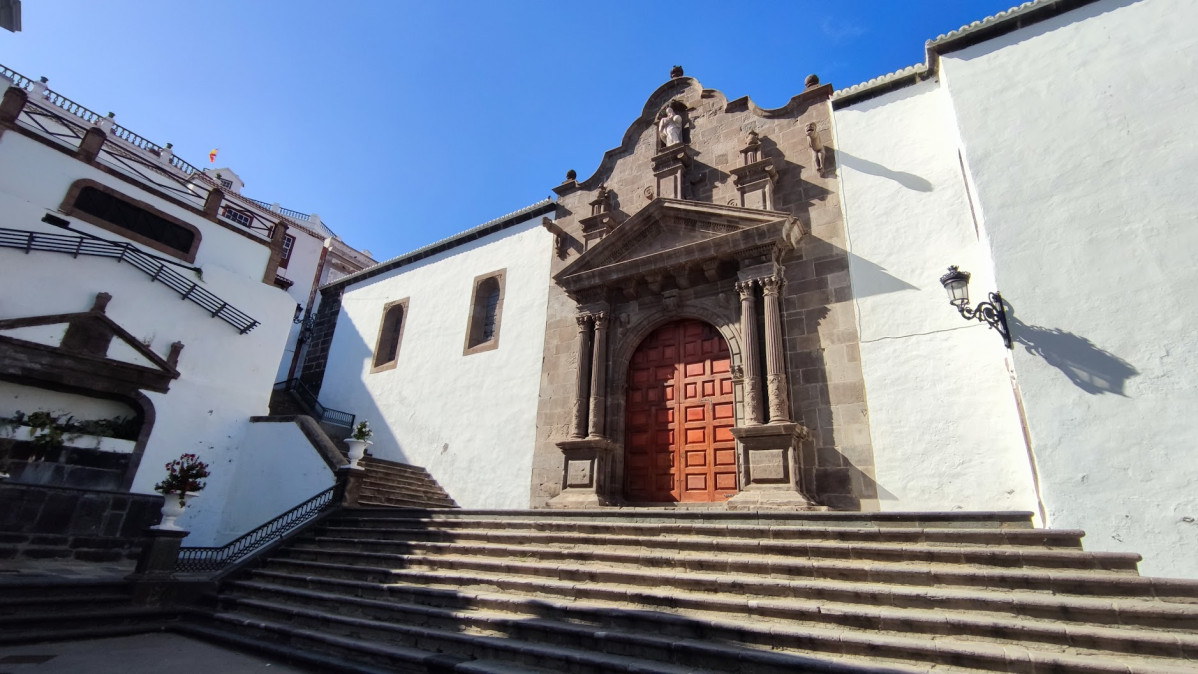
top-left (766, 374), bottom-right (790, 424)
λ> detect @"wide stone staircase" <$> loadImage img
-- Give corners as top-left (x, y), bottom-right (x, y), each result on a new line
top-left (176, 509), bottom-right (1198, 673)
top-left (357, 456), bottom-right (459, 509)
top-left (0, 577), bottom-right (174, 645)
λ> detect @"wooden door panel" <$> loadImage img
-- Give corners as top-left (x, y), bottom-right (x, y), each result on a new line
top-left (625, 319), bottom-right (739, 503)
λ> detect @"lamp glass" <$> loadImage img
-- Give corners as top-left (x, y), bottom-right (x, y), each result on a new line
top-left (945, 279), bottom-right (970, 306)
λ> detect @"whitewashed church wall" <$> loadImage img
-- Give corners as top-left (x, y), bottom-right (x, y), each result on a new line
top-left (833, 79), bottom-right (1038, 517)
top-left (0, 131), bottom-right (297, 545)
top-left (319, 217), bottom-right (553, 509)
top-left (938, 0), bottom-right (1198, 579)
top-left (214, 421), bottom-right (335, 544)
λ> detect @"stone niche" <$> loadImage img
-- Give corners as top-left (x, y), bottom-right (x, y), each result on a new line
top-left (530, 73), bottom-right (877, 511)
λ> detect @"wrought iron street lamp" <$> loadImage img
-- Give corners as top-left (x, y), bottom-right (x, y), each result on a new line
top-left (939, 266), bottom-right (1012, 348)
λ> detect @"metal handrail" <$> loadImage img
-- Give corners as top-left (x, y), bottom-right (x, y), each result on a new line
top-left (176, 485), bottom-right (337, 572)
top-left (274, 378), bottom-right (355, 428)
top-left (0, 227), bottom-right (260, 334)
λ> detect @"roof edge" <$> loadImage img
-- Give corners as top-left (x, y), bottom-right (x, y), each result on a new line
top-left (832, 0), bottom-right (1101, 108)
top-left (322, 199), bottom-right (556, 292)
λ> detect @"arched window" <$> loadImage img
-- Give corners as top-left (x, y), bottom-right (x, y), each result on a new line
top-left (371, 298), bottom-right (408, 372)
top-left (464, 270), bottom-right (506, 355)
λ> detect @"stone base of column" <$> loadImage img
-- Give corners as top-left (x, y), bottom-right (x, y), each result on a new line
top-left (547, 438), bottom-right (614, 508)
top-left (728, 423), bottom-right (821, 509)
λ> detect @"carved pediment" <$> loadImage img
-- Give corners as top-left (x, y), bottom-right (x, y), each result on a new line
top-left (0, 293), bottom-right (181, 394)
top-left (554, 198), bottom-right (803, 294)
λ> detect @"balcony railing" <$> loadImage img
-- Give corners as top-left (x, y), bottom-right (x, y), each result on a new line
top-left (0, 227), bottom-right (260, 334)
top-left (274, 379), bottom-right (355, 428)
top-left (176, 485), bottom-right (337, 572)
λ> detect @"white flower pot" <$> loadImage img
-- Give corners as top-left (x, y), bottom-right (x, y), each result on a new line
top-left (153, 491), bottom-right (198, 530)
top-left (345, 439), bottom-right (371, 469)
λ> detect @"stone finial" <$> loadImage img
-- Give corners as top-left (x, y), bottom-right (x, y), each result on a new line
top-left (92, 292), bottom-right (112, 313)
top-left (805, 74), bottom-right (820, 88)
top-left (670, 65), bottom-right (684, 79)
top-left (566, 169), bottom-right (577, 182)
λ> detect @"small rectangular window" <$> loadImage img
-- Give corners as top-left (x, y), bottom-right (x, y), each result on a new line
top-left (463, 269), bottom-right (506, 356)
top-left (221, 206), bottom-right (253, 228)
top-left (279, 234), bottom-right (296, 269)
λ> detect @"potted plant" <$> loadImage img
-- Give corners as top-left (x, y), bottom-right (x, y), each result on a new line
top-left (346, 420), bottom-right (372, 469)
top-left (152, 453), bottom-right (210, 530)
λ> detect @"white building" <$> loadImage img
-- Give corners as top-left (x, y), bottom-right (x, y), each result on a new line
top-left (833, 0), bottom-right (1198, 578)
top-left (0, 68), bottom-right (348, 545)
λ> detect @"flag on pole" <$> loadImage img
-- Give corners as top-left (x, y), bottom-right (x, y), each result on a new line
top-left (209, 148), bottom-right (219, 163)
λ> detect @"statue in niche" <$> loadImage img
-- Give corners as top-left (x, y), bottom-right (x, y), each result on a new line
top-left (806, 123), bottom-right (826, 172)
top-left (591, 184), bottom-right (613, 216)
top-left (658, 107), bottom-right (684, 148)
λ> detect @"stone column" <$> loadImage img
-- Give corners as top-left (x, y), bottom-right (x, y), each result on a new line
top-left (761, 275), bottom-right (792, 423)
top-left (587, 312), bottom-right (609, 439)
top-left (570, 314), bottom-right (593, 439)
top-left (736, 280), bottom-right (763, 425)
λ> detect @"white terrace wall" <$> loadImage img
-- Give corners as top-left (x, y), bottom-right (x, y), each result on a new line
top-left (937, 0), bottom-right (1198, 579)
top-left (318, 217), bottom-right (553, 509)
top-left (0, 125), bottom-right (296, 545)
top-left (273, 226), bottom-right (327, 382)
top-left (833, 80), bottom-right (1039, 518)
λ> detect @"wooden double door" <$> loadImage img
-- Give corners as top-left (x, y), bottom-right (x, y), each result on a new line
top-left (624, 320), bottom-right (738, 502)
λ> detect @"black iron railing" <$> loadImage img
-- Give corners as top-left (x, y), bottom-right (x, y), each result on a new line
top-left (176, 485), bottom-right (337, 572)
top-left (0, 227), bottom-right (260, 334)
top-left (274, 378), bottom-right (355, 428)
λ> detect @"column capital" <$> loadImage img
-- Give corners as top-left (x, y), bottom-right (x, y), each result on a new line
top-left (575, 313), bottom-right (593, 330)
top-left (592, 311), bottom-right (608, 329)
top-left (760, 274), bottom-right (785, 296)
top-left (735, 279), bottom-right (757, 299)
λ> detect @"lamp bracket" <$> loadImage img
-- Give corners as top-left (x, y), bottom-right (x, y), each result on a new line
top-left (956, 291), bottom-right (1012, 349)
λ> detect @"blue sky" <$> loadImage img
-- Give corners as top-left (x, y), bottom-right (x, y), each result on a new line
top-left (3, 1), bottom-right (1021, 261)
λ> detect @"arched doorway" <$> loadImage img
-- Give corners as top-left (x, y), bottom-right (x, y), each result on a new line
top-left (624, 319), bottom-right (737, 502)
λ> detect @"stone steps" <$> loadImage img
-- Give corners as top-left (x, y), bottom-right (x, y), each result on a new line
top-left (193, 510), bottom-right (1198, 672)
top-left (0, 579), bottom-right (174, 644)
top-left (222, 578), bottom-right (1198, 670)
top-left (356, 457), bottom-right (458, 510)
top-left (329, 515), bottom-right (1086, 548)
top-left (313, 525), bottom-right (1114, 568)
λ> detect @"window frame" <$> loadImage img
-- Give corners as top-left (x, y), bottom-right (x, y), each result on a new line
top-left (279, 233), bottom-right (296, 269)
top-left (462, 269), bottom-right (506, 356)
top-left (59, 179), bottom-right (202, 263)
top-left (371, 297), bottom-right (410, 373)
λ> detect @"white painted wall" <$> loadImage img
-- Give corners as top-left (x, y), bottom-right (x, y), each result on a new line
top-left (0, 381), bottom-right (134, 422)
top-left (210, 419), bottom-right (335, 544)
top-left (934, 0), bottom-right (1198, 578)
top-left (272, 227), bottom-right (326, 382)
top-left (319, 216), bottom-right (553, 509)
top-left (834, 79), bottom-right (1039, 517)
top-left (0, 126), bottom-right (296, 545)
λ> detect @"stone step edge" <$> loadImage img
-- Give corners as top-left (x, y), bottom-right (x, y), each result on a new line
top-left (310, 528), bottom-right (1124, 567)
top-left (357, 500), bottom-right (458, 509)
top-left (281, 545), bottom-right (1161, 598)
top-left (174, 616), bottom-right (454, 674)
top-left (228, 577), bottom-right (1198, 660)
top-left (222, 595), bottom-right (927, 674)
top-left (359, 482), bottom-right (452, 497)
top-left (341, 508), bottom-right (1037, 526)
top-left (256, 560), bottom-right (1198, 627)
top-left (356, 491), bottom-right (456, 505)
top-left (324, 518), bottom-right (1086, 547)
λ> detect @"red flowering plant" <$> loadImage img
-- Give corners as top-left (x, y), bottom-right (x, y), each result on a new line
top-left (154, 453), bottom-right (211, 507)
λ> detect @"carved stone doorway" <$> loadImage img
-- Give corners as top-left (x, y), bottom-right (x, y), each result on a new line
top-left (625, 319), bottom-right (737, 502)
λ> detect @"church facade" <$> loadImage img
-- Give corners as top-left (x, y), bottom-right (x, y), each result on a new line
top-left (308, 0), bottom-right (1198, 579)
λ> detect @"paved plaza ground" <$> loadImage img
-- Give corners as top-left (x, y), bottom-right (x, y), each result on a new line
top-left (0, 633), bottom-right (309, 674)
